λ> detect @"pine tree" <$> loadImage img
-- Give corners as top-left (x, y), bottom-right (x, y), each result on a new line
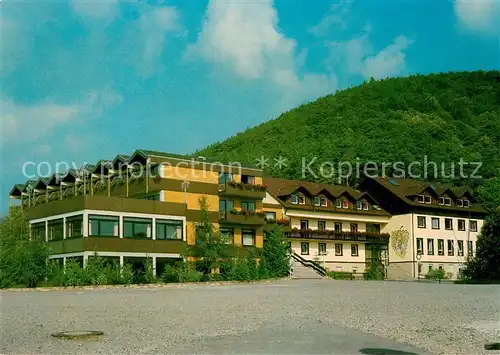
top-left (261, 224), bottom-right (290, 278)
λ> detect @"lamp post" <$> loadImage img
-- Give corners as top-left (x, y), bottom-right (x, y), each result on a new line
top-left (416, 252), bottom-right (422, 282)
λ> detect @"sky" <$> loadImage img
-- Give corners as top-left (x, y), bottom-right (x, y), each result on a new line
top-left (1, 0), bottom-right (499, 213)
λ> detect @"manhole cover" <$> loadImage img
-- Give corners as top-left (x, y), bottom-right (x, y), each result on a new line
top-left (485, 343), bottom-right (500, 350)
top-left (51, 331), bottom-right (104, 340)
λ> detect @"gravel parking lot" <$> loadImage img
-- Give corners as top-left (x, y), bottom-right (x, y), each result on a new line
top-left (1, 279), bottom-right (499, 354)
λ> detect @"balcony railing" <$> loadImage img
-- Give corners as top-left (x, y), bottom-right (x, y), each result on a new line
top-left (219, 210), bottom-right (266, 225)
top-left (287, 228), bottom-right (390, 243)
top-left (218, 181), bottom-right (266, 199)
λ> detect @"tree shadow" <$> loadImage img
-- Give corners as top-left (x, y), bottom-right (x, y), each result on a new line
top-left (359, 348), bottom-right (418, 355)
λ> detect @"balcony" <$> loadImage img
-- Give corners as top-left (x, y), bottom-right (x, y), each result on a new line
top-left (287, 229), bottom-right (390, 243)
top-left (218, 182), bottom-right (266, 199)
top-left (218, 210), bottom-right (266, 226)
top-left (26, 195), bottom-right (187, 220)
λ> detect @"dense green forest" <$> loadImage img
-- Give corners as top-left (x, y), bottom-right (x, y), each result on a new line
top-left (197, 71), bottom-right (500, 197)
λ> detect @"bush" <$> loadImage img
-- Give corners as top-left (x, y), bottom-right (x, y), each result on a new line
top-left (161, 262), bottom-right (203, 283)
top-left (365, 264), bottom-right (385, 280)
top-left (327, 271), bottom-right (353, 280)
top-left (425, 268), bottom-right (446, 280)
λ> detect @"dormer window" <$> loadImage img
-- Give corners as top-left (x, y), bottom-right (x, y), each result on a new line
top-left (298, 194), bottom-right (306, 205)
top-left (438, 197), bottom-right (445, 205)
top-left (444, 197), bottom-right (451, 206)
top-left (356, 200), bottom-right (363, 210)
top-left (463, 199), bottom-right (470, 207)
top-left (314, 196), bottom-right (327, 207)
top-left (313, 196), bottom-right (320, 206)
top-left (457, 199), bottom-right (464, 207)
top-left (362, 200), bottom-right (369, 210)
top-left (417, 195), bottom-right (425, 203)
top-left (335, 199), bottom-right (342, 208)
top-left (291, 194), bottom-right (298, 204)
top-left (424, 196), bottom-right (431, 204)
top-left (342, 200), bottom-right (349, 209)
top-left (320, 196), bottom-right (327, 207)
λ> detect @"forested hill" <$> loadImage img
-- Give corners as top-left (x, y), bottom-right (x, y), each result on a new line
top-left (197, 71), bottom-right (500, 190)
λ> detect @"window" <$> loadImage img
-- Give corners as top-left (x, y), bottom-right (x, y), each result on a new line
top-left (31, 222), bottom-right (46, 241)
top-left (342, 200), bottom-right (349, 209)
top-left (320, 196), bottom-right (327, 207)
top-left (48, 219), bottom-right (64, 241)
top-left (470, 220), bottom-right (478, 232)
top-left (417, 216), bottom-right (426, 228)
top-left (458, 219), bottom-right (465, 231)
top-left (318, 243), bottom-right (327, 255)
top-left (427, 238), bottom-right (434, 255)
top-left (124, 217), bottom-right (152, 239)
top-left (362, 200), bottom-right (369, 210)
top-left (89, 215), bottom-right (119, 237)
top-left (437, 239), bottom-right (444, 256)
top-left (416, 238), bottom-right (423, 255)
top-left (218, 172), bottom-right (233, 184)
top-left (241, 174), bottom-right (255, 185)
top-left (291, 194), bottom-right (298, 204)
top-left (219, 200), bottom-right (234, 218)
top-left (334, 222), bottom-right (342, 232)
top-left (431, 218), bottom-right (440, 229)
top-left (417, 195), bottom-right (425, 203)
top-left (242, 229), bottom-right (256, 246)
top-left (351, 244), bottom-right (359, 256)
top-left (66, 215), bottom-right (83, 238)
top-left (156, 219), bottom-right (183, 240)
top-left (438, 197), bottom-right (445, 205)
top-left (241, 200), bottom-right (256, 212)
top-left (356, 200), bottom-right (363, 210)
top-left (265, 212), bottom-right (276, 221)
top-left (313, 196), bottom-right (320, 206)
top-left (447, 240), bottom-right (454, 256)
top-left (219, 227), bottom-right (234, 244)
top-left (366, 224), bottom-right (381, 233)
top-left (335, 244), bottom-right (343, 256)
top-left (428, 265), bottom-right (433, 272)
top-left (463, 199), bottom-right (470, 207)
top-left (457, 199), bottom-right (464, 207)
top-left (425, 195), bottom-right (431, 204)
top-left (458, 241), bottom-right (464, 256)
top-left (318, 221), bottom-right (326, 231)
top-left (141, 194), bottom-right (160, 201)
top-left (468, 241), bottom-right (473, 256)
top-left (445, 218), bottom-right (453, 230)
top-left (300, 220), bottom-right (309, 230)
top-left (444, 197), bottom-right (451, 206)
top-left (350, 223), bottom-right (358, 232)
top-left (335, 199), bottom-right (342, 208)
top-left (301, 242), bottom-right (309, 255)
top-left (298, 194), bottom-right (306, 205)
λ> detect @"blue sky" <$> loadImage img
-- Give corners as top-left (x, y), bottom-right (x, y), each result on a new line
top-left (1, 0), bottom-right (499, 213)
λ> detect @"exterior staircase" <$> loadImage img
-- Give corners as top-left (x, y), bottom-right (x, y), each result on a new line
top-left (290, 253), bottom-right (327, 279)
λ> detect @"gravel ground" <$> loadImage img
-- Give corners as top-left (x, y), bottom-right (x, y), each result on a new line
top-left (1, 279), bottom-right (499, 354)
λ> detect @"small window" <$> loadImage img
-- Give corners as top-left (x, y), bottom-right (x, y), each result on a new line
top-left (362, 200), bottom-right (369, 210)
top-left (468, 241), bottom-right (473, 256)
top-left (431, 218), bottom-right (440, 230)
top-left (416, 238), bottom-right (423, 255)
top-left (313, 196), bottom-right (320, 206)
top-left (300, 220), bottom-right (309, 230)
top-left (425, 195), bottom-right (431, 204)
top-left (242, 229), bottom-right (256, 246)
top-left (463, 199), bottom-right (470, 207)
top-left (334, 222), bottom-right (342, 232)
top-left (428, 265), bottom-right (433, 272)
top-left (444, 197), bottom-right (451, 206)
top-left (350, 223), bottom-right (358, 232)
top-left (301, 242), bottom-right (309, 255)
top-left (427, 238), bottom-right (434, 255)
top-left (241, 200), bottom-right (256, 212)
top-left (219, 199), bottom-right (234, 213)
top-left (241, 175), bottom-right (255, 185)
top-left (356, 200), bottom-right (363, 210)
top-left (318, 242), bottom-right (327, 255)
top-left (291, 194), bottom-right (298, 204)
top-left (320, 196), bottom-right (327, 207)
top-left (218, 172), bottom-right (233, 184)
top-left (66, 215), bottom-right (83, 238)
top-left (445, 218), bottom-right (453, 230)
top-left (48, 219), bottom-right (64, 241)
top-left (317, 221), bottom-right (326, 231)
top-left (366, 224), bottom-right (381, 233)
top-left (437, 239), bottom-right (444, 256)
top-left (447, 240), bottom-right (454, 256)
top-left (417, 195), bottom-right (425, 203)
top-left (458, 240), bottom-right (464, 256)
top-left (265, 212), bottom-right (276, 221)
top-left (219, 227), bottom-right (234, 244)
top-left (470, 220), bottom-right (477, 232)
top-left (141, 194), bottom-right (160, 201)
top-left (335, 244), bottom-right (343, 256)
top-left (335, 199), bottom-right (342, 208)
top-left (298, 194), bottom-right (306, 205)
top-left (457, 199), bottom-right (464, 207)
top-left (438, 197), bottom-right (445, 205)
top-left (458, 219), bottom-right (466, 231)
top-left (342, 200), bottom-right (349, 209)
top-left (351, 244), bottom-right (359, 257)
top-left (31, 222), bottom-right (46, 241)
top-left (417, 216), bottom-right (426, 228)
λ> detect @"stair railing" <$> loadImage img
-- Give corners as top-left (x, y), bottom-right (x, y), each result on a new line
top-left (291, 252), bottom-right (327, 277)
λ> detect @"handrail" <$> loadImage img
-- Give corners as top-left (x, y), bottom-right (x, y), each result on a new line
top-left (291, 252), bottom-right (327, 277)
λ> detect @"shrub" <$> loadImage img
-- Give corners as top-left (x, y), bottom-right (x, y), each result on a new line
top-left (121, 263), bottom-right (135, 285)
top-left (425, 268), bottom-right (446, 280)
top-left (365, 264), bottom-right (385, 280)
top-left (327, 271), bottom-right (353, 280)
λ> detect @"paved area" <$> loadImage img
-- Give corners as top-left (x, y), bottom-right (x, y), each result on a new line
top-left (1, 279), bottom-right (499, 354)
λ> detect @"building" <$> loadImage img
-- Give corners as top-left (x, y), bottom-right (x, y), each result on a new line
top-left (263, 177), bottom-right (392, 275)
top-left (8, 150), bottom-right (266, 275)
top-left (360, 177), bottom-right (487, 280)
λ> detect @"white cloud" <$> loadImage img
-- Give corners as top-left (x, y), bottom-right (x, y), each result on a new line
top-left (189, 0), bottom-right (336, 103)
top-left (70, 0), bottom-right (118, 21)
top-left (454, 0), bottom-right (500, 34)
top-left (309, 1), bottom-right (352, 37)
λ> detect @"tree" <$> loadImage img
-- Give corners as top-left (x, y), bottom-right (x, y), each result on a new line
top-left (0, 207), bottom-right (49, 288)
top-left (462, 208), bottom-right (500, 281)
top-left (477, 177), bottom-right (500, 214)
top-left (261, 224), bottom-right (290, 278)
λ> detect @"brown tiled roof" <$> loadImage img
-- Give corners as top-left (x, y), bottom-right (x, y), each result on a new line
top-left (373, 177), bottom-right (484, 213)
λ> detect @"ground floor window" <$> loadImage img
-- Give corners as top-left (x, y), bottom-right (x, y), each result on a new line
top-left (447, 240), bottom-right (454, 256)
top-left (219, 227), bottom-right (234, 244)
top-left (467, 241), bottom-right (473, 256)
top-left (318, 242), bottom-right (327, 255)
top-left (458, 240), bottom-right (464, 256)
top-left (351, 244), bottom-right (359, 257)
top-left (301, 242), bottom-right (309, 255)
top-left (156, 219), bottom-right (183, 240)
top-left (31, 222), bottom-right (46, 241)
top-left (89, 215), bottom-right (119, 237)
top-left (66, 215), bottom-right (83, 238)
top-left (242, 229), bottom-right (256, 246)
top-left (335, 243), bottom-right (343, 256)
top-left (437, 239), bottom-right (444, 256)
top-left (416, 238), bottom-right (423, 255)
top-left (48, 219), bottom-right (64, 241)
top-left (124, 217), bottom-right (152, 239)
